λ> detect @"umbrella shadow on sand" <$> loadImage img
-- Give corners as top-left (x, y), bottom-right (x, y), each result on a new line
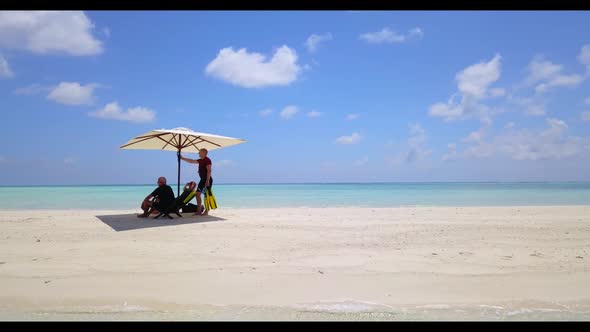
top-left (95, 213), bottom-right (225, 232)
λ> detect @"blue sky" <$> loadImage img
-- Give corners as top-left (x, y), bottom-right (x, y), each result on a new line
top-left (0, 11), bottom-right (589, 185)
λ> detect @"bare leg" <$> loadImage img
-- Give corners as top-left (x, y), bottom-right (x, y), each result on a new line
top-left (202, 196), bottom-right (209, 216)
top-left (138, 200), bottom-right (152, 218)
top-left (194, 192), bottom-right (203, 216)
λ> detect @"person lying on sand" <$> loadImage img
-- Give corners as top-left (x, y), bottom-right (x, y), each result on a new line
top-left (137, 176), bottom-right (175, 218)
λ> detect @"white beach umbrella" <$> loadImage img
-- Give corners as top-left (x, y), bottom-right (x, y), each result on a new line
top-left (120, 127), bottom-right (246, 195)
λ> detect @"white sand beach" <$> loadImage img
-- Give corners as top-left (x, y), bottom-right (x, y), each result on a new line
top-left (1, 206), bottom-right (590, 320)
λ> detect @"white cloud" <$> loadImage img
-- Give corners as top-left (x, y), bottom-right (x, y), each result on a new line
top-left (389, 124), bottom-right (432, 165)
top-left (13, 83), bottom-right (48, 95)
top-left (353, 156), bottom-right (369, 166)
top-left (504, 122), bottom-right (515, 129)
top-left (216, 160), bottom-right (233, 167)
top-left (442, 143), bottom-right (457, 161)
top-left (307, 110), bottom-right (321, 118)
top-left (463, 128), bottom-right (485, 144)
top-left (503, 119), bottom-right (583, 160)
top-left (525, 104), bottom-right (546, 116)
top-left (360, 28), bottom-right (403, 44)
top-left (280, 105), bottom-right (299, 119)
top-left (0, 11), bottom-right (103, 56)
top-left (429, 98), bottom-right (494, 125)
top-left (525, 56), bottom-right (562, 85)
top-left (305, 32), bottom-right (332, 53)
top-left (259, 108), bottom-right (273, 117)
top-left (545, 118), bottom-right (569, 138)
top-left (205, 45), bottom-right (302, 88)
top-left (510, 96), bottom-right (546, 116)
top-left (429, 54), bottom-right (502, 124)
top-left (578, 44), bottom-right (590, 70)
top-left (408, 123), bottom-right (426, 144)
top-left (428, 98), bottom-right (463, 121)
top-left (359, 27), bottom-right (423, 44)
top-left (535, 74), bottom-right (584, 93)
top-left (456, 54), bottom-right (502, 99)
top-left (526, 105), bottom-right (546, 116)
top-left (489, 87), bottom-right (506, 97)
top-left (89, 102), bottom-right (155, 123)
top-left (525, 56), bottom-right (585, 94)
top-left (463, 118), bottom-right (589, 161)
top-left (0, 54), bottom-right (13, 78)
top-left (345, 113), bottom-right (359, 120)
top-left (581, 110), bottom-right (590, 122)
top-left (408, 27), bottom-right (424, 39)
top-left (46, 82), bottom-right (98, 106)
top-left (405, 124), bottom-right (432, 163)
top-left (463, 141), bottom-right (495, 159)
top-left (335, 132), bottom-right (361, 145)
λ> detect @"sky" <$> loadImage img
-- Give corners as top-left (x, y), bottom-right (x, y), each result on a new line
top-left (0, 10), bottom-right (589, 185)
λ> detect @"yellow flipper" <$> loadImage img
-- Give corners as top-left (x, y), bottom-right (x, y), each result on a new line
top-left (205, 188), bottom-right (217, 210)
top-left (204, 193), bottom-right (210, 211)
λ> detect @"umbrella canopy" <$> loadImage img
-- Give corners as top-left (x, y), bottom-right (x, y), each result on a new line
top-left (120, 127), bottom-right (245, 195)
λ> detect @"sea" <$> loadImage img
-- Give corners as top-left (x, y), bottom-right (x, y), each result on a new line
top-left (1, 182), bottom-right (590, 210)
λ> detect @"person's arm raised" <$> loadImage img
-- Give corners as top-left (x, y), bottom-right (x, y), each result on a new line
top-left (179, 154), bottom-right (198, 164)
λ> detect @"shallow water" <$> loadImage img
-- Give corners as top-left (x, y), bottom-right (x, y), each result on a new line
top-left (1, 182), bottom-right (590, 210)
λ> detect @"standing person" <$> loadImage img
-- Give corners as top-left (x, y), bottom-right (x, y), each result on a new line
top-left (179, 148), bottom-right (213, 216)
top-left (138, 176), bottom-right (175, 218)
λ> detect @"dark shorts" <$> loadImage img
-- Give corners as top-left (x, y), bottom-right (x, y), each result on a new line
top-left (152, 201), bottom-right (164, 211)
top-left (197, 177), bottom-right (213, 194)
top-left (152, 199), bottom-right (173, 212)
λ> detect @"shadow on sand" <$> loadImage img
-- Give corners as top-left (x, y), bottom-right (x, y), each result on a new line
top-left (95, 213), bottom-right (226, 232)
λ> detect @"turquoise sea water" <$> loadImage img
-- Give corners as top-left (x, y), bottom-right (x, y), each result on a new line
top-left (1, 182), bottom-right (590, 210)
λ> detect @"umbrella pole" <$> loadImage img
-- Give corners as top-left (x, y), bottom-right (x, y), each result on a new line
top-left (177, 150), bottom-right (181, 196)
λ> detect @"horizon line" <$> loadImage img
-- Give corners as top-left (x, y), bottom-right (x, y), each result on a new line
top-left (2, 181), bottom-right (590, 187)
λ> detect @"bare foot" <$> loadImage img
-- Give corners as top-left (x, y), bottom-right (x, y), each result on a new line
top-left (194, 206), bottom-right (206, 216)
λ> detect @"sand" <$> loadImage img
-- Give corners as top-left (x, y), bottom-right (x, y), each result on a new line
top-left (1, 206), bottom-right (590, 320)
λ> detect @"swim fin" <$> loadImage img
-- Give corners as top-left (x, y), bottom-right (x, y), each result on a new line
top-left (204, 193), bottom-right (210, 211)
top-left (205, 187), bottom-right (217, 210)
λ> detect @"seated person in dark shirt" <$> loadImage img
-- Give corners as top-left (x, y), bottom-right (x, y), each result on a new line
top-left (137, 176), bottom-right (175, 218)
